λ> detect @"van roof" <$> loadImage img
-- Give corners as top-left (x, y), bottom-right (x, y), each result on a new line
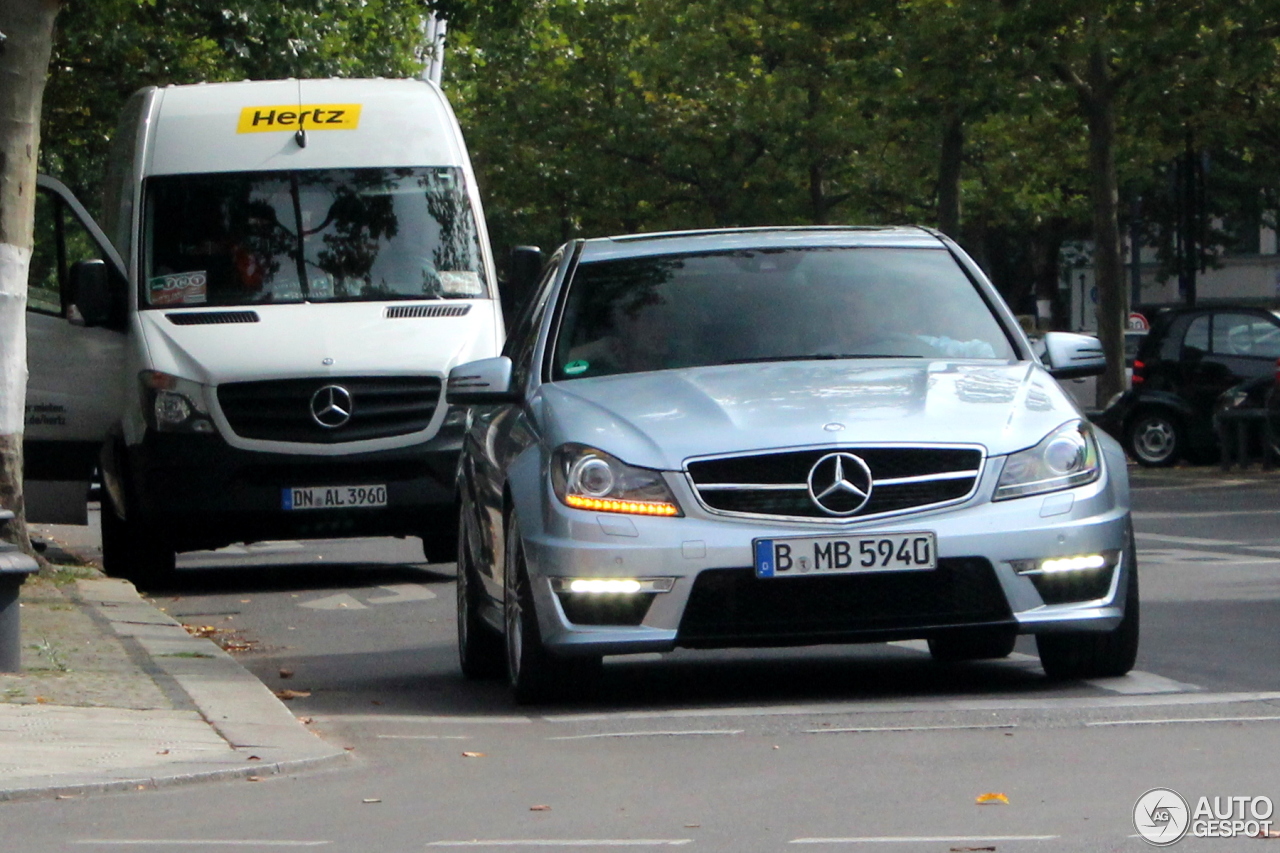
top-left (146, 78), bottom-right (468, 176)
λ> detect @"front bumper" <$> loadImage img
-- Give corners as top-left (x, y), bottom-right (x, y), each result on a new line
top-left (518, 457), bottom-right (1132, 657)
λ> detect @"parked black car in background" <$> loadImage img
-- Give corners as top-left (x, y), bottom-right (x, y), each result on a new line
top-left (1095, 305), bottom-right (1280, 466)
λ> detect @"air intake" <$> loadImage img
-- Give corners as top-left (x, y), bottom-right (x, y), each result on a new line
top-left (385, 304), bottom-right (472, 319)
top-left (167, 311), bottom-right (260, 325)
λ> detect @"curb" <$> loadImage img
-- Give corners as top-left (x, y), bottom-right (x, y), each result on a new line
top-left (0, 577), bottom-right (350, 803)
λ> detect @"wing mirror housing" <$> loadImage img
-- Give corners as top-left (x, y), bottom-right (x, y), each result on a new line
top-left (68, 259), bottom-right (114, 328)
top-left (447, 356), bottom-right (521, 405)
top-left (1042, 331), bottom-right (1106, 379)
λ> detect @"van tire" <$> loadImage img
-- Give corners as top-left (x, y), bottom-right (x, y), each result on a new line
top-left (100, 492), bottom-right (176, 590)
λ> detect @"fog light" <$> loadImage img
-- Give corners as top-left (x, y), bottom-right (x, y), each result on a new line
top-left (1010, 551), bottom-right (1118, 575)
top-left (551, 577), bottom-right (675, 594)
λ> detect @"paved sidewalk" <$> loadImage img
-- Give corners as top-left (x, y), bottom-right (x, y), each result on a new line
top-left (0, 525), bottom-right (347, 802)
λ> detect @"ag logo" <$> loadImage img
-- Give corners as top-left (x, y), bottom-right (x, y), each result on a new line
top-left (1134, 787), bottom-right (1190, 846)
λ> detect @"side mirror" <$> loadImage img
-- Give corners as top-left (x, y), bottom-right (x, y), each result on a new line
top-left (1042, 331), bottom-right (1106, 379)
top-left (501, 245), bottom-right (542, 329)
top-left (447, 356), bottom-right (520, 405)
top-left (68, 259), bottom-right (113, 327)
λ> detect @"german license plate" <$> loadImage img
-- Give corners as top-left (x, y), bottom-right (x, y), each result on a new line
top-left (754, 531), bottom-right (936, 578)
top-left (282, 485), bottom-right (387, 510)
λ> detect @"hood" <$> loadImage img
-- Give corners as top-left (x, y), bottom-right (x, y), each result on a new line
top-left (537, 360), bottom-right (1085, 470)
top-left (137, 301), bottom-right (500, 384)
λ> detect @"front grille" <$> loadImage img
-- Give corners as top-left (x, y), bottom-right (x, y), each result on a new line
top-left (167, 311), bottom-right (260, 325)
top-left (677, 559), bottom-right (1010, 647)
top-left (686, 446), bottom-right (983, 520)
top-left (217, 376), bottom-right (442, 443)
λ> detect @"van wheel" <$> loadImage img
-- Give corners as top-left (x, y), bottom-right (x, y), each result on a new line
top-left (1126, 409), bottom-right (1181, 467)
top-left (99, 492), bottom-right (175, 590)
top-left (1037, 537), bottom-right (1140, 680)
top-left (456, 515), bottom-right (504, 680)
top-left (503, 511), bottom-right (597, 704)
top-left (928, 629), bottom-right (1017, 662)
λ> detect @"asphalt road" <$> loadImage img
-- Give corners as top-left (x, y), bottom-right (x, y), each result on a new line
top-left (6, 466), bottom-right (1280, 852)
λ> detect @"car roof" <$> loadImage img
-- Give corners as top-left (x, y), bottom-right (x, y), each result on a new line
top-left (576, 226), bottom-right (947, 261)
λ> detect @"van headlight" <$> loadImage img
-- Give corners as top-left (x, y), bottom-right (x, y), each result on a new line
top-left (551, 444), bottom-right (682, 516)
top-left (994, 420), bottom-right (1100, 500)
top-left (140, 371), bottom-right (216, 434)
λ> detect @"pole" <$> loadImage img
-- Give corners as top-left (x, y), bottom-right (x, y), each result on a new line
top-left (422, 12), bottom-right (447, 86)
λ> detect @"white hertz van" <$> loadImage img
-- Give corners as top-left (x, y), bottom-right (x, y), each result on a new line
top-left (24, 78), bottom-right (504, 583)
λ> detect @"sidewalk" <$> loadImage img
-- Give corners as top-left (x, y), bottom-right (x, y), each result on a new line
top-left (0, 522), bottom-right (347, 802)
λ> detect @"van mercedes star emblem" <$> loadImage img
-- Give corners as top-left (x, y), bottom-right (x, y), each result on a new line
top-left (807, 452), bottom-right (873, 516)
top-left (310, 385), bottom-right (353, 428)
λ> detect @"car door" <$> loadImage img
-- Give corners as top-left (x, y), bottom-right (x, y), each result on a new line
top-left (24, 176), bottom-right (128, 524)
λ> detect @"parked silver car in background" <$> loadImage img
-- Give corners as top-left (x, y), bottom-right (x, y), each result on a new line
top-left (448, 227), bottom-right (1136, 703)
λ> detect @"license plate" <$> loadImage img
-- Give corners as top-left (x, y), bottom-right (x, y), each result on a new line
top-left (754, 531), bottom-right (937, 578)
top-left (282, 485), bottom-right (388, 510)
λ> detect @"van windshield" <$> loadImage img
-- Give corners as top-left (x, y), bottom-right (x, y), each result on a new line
top-left (142, 167), bottom-right (488, 307)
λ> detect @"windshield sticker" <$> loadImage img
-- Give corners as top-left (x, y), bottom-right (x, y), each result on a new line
top-left (564, 360), bottom-right (590, 376)
top-left (148, 271), bottom-right (207, 306)
top-left (439, 271), bottom-right (484, 296)
top-left (237, 104), bottom-right (362, 134)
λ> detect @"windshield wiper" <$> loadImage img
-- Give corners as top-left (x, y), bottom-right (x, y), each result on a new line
top-left (723, 353), bottom-right (924, 365)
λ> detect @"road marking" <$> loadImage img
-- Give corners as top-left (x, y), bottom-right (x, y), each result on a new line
top-left (426, 842), bottom-right (692, 848)
top-left (299, 593), bottom-right (368, 611)
top-left (74, 842), bottom-right (329, 847)
top-left (376, 734), bottom-right (471, 740)
top-left (548, 729), bottom-right (743, 740)
top-left (314, 714), bottom-right (533, 725)
top-left (365, 583), bottom-right (438, 604)
top-left (1086, 715), bottom-right (1280, 727)
top-left (1137, 547), bottom-right (1280, 566)
top-left (1087, 671), bottom-right (1200, 695)
top-left (804, 724), bottom-right (1017, 734)
top-left (790, 836), bottom-right (1059, 844)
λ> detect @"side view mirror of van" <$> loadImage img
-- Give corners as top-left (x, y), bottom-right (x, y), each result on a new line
top-left (447, 356), bottom-right (520, 406)
top-left (501, 245), bottom-right (543, 329)
top-left (68, 259), bottom-right (114, 328)
top-left (1042, 331), bottom-right (1106, 379)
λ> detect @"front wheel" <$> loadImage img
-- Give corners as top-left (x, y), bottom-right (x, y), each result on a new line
top-left (99, 490), bottom-right (176, 590)
top-left (456, 514), bottom-right (504, 680)
top-left (1037, 538), bottom-right (1140, 680)
top-left (1126, 409), bottom-right (1182, 467)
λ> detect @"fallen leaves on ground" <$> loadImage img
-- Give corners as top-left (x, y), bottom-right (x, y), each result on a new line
top-left (363, 798), bottom-right (382, 804)
top-left (1252, 829), bottom-right (1280, 838)
top-left (975, 792), bottom-right (1009, 805)
top-left (530, 805), bottom-right (551, 811)
top-left (950, 847), bottom-right (996, 852)
top-left (274, 689), bottom-right (311, 700)
top-left (279, 669), bottom-right (294, 679)
top-left (462, 751), bottom-right (486, 758)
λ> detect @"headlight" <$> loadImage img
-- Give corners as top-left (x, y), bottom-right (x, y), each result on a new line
top-left (994, 420), bottom-right (1100, 501)
top-left (139, 371), bottom-right (215, 434)
top-left (551, 444), bottom-right (682, 516)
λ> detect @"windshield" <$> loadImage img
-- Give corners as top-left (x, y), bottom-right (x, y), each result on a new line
top-left (551, 247), bottom-right (1016, 380)
top-left (142, 167), bottom-right (488, 308)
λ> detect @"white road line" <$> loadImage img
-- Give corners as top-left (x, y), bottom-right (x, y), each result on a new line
top-left (1134, 510), bottom-right (1280, 519)
top-left (426, 841), bottom-right (692, 848)
top-left (1086, 715), bottom-right (1280, 727)
top-left (314, 714), bottom-right (532, 725)
top-left (790, 836), bottom-right (1059, 844)
top-left (1136, 532), bottom-right (1249, 547)
top-left (1087, 671), bottom-right (1201, 695)
top-left (548, 729), bottom-right (743, 740)
top-left (804, 724), bottom-right (1017, 734)
top-left (376, 734), bottom-right (471, 740)
top-left (364, 583), bottom-right (438, 604)
top-left (298, 593), bottom-right (368, 611)
top-left (74, 842), bottom-right (329, 847)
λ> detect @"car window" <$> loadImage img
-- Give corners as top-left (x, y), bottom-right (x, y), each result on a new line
top-left (1182, 315), bottom-right (1210, 357)
top-left (549, 247), bottom-right (1015, 380)
top-left (1212, 312), bottom-right (1280, 359)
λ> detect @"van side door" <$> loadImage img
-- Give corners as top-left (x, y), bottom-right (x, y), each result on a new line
top-left (24, 175), bottom-right (128, 524)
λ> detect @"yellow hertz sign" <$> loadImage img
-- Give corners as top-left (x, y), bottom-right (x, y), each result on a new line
top-left (237, 104), bottom-right (362, 133)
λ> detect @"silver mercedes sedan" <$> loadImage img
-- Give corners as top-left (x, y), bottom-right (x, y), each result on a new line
top-left (447, 227), bottom-right (1137, 703)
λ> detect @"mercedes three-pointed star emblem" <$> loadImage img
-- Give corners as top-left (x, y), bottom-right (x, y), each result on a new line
top-left (310, 384), bottom-right (353, 428)
top-left (807, 451), bottom-right (874, 516)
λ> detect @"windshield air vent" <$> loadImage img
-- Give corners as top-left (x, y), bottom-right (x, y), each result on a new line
top-left (385, 304), bottom-right (472, 319)
top-left (166, 311), bottom-right (260, 325)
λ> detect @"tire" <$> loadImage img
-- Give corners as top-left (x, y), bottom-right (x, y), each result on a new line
top-left (99, 490), bottom-right (176, 590)
top-left (928, 629), bottom-right (1017, 662)
top-left (456, 514), bottom-right (504, 680)
top-left (1037, 536), bottom-right (1140, 680)
top-left (421, 529), bottom-right (459, 565)
top-left (1126, 409), bottom-right (1182, 467)
top-left (503, 510), bottom-right (598, 704)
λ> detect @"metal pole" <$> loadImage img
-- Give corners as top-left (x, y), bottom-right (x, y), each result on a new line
top-left (421, 12), bottom-right (448, 86)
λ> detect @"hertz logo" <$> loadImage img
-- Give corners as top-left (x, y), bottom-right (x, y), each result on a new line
top-left (237, 104), bottom-right (362, 133)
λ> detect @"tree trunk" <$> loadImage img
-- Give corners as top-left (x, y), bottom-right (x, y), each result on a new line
top-left (1080, 44), bottom-right (1126, 404)
top-left (0, 0), bottom-right (60, 555)
top-left (936, 110), bottom-right (964, 239)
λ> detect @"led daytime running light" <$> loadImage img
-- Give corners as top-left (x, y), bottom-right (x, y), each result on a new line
top-left (563, 494), bottom-right (679, 516)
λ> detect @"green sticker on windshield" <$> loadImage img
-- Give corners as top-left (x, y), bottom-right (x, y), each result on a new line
top-left (564, 360), bottom-right (590, 375)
